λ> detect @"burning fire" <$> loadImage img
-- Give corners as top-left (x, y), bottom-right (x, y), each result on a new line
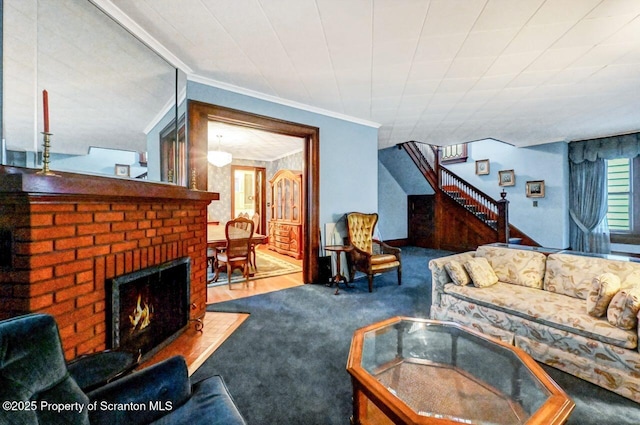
top-left (129, 294), bottom-right (153, 332)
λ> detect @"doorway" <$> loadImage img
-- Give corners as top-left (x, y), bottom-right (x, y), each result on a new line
top-left (188, 101), bottom-right (320, 284)
top-left (231, 165), bottom-right (266, 234)
top-left (408, 194), bottom-right (435, 248)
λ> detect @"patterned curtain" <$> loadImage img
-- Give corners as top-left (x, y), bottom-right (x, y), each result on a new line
top-left (568, 134), bottom-right (640, 253)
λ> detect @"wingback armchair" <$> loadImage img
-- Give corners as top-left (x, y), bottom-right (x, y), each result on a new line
top-left (346, 212), bottom-right (401, 292)
top-left (0, 313), bottom-right (247, 425)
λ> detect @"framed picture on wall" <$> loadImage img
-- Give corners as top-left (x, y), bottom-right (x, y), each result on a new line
top-left (526, 180), bottom-right (545, 198)
top-left (498, 169), bottom-right (515, 186)
top-left (115, 164), bottom-right (130, 177)
top-left (475, 159), bottom-right (490, 175)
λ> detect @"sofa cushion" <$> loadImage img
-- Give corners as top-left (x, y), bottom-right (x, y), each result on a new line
top-left (608, 286), bottom-right (640, 330)
top-left (442, 282), bottom-right (637, 349)
top-left (150, 375), bottom-right (247, 425)
top-left (444, 260), bottom-right (471, 286)
top-left (587, 273), bottom-right (621, 317)
top-left (464, 257), bottom-right (498, 288)
top-left (623, 270), bottom-right (640, 288)
top-left (544, 253), bottom-right (640, 300)
top-left (476, 245), bottom-right (546, 289)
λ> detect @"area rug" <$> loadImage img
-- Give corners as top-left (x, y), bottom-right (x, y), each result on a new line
top-left (195, 246), bottom-right (640, 425)
top-left (207, 250), bottom-right (301, 287)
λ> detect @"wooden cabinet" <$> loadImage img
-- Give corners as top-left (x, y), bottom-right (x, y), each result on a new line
top-left (268, 169), bottom-right (303, 259)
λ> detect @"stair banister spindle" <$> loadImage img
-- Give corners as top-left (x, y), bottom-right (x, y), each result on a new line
top-left (401, 140), bottom-right (509, 236)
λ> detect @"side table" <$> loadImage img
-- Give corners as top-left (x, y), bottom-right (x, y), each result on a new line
top-left (324, 244), bottom-right (354, 295)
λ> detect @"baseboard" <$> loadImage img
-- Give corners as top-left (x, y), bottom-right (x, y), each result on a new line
top-left (383, 238), bottom-right (408, 247)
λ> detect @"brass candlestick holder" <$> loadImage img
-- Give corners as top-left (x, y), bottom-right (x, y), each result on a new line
top-left (37, 132), bottom-right (58, 176)
top-left (190, 168), bottom-right (198, 190)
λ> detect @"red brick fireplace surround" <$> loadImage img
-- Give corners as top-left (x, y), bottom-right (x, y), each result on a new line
top-left (0, 166), bottom-right (218, 360)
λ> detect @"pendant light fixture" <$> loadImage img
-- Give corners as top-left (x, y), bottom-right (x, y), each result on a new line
top-left (207, 134), bottom-right (232, 167)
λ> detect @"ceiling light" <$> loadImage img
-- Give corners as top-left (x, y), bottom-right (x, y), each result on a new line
top-left (208, 135), bottom-right (232, 167)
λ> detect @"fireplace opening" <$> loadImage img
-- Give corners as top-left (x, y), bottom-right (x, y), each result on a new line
top-left (108, 257), bottom-right (190, 359)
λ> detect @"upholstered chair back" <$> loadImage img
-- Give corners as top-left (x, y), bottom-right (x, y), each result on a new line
top-left (347, 212), bottom-right (378, 254)
top-left (0, 314), bottom-right (90, 425)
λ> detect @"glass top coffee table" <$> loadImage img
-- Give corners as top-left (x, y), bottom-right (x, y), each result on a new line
top-left (346, 317), bottom-right (574, 425)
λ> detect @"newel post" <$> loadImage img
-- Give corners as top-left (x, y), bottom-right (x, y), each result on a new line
top-left (497, 190), bottom-right (510, 243)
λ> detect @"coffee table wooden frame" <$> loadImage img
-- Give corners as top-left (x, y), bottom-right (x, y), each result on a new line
top-left (346, 316), bottom-right (575, 425)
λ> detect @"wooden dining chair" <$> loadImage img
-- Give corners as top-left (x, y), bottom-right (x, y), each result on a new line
top-left (249, 212), bottom-right (260, 270)
top-left (212, 217), bottom-right (255, 288)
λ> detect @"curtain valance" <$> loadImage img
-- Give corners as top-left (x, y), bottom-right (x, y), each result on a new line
top-left (569, 133), bottom-right (640, 163)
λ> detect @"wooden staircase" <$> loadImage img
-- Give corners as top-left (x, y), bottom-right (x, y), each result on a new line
top-left (400, 141), bottom-right (538, 251)
top-left (441, 185), bottom-right (498, 229)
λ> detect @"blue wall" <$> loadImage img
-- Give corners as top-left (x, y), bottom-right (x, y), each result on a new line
top-left (187, 81), bottom-right (379, 235)
top-left (378, 146), bottom-right (434, 240)
top-left (446, 140), bottom-right (569, 249)
top-left (378, 140), bottom-right (570, 248)
top-left (378, 162), bottom-right (409, 240)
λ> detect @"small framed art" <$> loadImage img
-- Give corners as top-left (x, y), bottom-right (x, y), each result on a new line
top-left (498, 170), bottom-right (515, 186)
top-left (475, 159), bottom-right (490, 175)
top-left (526, 180), bottom-right (545, 198)
top-left (115, 164), bottom-right (130, 177)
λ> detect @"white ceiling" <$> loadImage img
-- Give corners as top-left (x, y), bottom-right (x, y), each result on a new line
top-left (208, 121), bottom-right (303, 161)
top-left (106, 0), bottom-right (640, 149)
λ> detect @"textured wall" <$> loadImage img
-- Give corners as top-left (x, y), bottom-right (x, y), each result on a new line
top-left (207, 151), bottom-right (304, 225)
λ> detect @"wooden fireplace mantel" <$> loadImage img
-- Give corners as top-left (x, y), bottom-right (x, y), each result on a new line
top-left (0, 165), bottom-right (219, 202)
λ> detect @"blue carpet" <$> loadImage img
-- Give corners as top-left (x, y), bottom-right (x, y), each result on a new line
top-left (195, 246), bottom-right (640, 425)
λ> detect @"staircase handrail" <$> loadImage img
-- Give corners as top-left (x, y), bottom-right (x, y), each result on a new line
top-left (400, 141), bottom-right (439, 189)
top-left (400, 141), bottom-right (509, 239)
top-left (439, 166), bottom-right (498, 219)
top-left (413, 141), bottom-right (438, 172)
top-left (405, 141), bottom-right (499, 217)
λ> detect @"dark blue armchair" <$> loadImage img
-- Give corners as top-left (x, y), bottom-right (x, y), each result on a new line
top-left (0, 314), bottom-right (246, 425)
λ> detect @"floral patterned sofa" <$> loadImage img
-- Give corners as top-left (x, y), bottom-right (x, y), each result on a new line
top-left (429, 244), bottom-right (640, 403)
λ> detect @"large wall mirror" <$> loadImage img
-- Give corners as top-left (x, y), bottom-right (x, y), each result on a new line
top-left (2, 0), bottom-right (186, 184)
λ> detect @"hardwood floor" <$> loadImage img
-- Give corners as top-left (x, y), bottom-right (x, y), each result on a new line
top-left (207, 245), bottom-right (303, 302)
top-left (141, 246), bottom-right (303, 374)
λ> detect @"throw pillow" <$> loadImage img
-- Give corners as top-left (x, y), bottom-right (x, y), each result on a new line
top-left (464, 257), bottom-right (499, 288)
top-left (586, 273), bottom-right (621, 317)
top-left (607, 286), bottom-right (640, 330)
top-left (444, 261), bottom-right (471, 286)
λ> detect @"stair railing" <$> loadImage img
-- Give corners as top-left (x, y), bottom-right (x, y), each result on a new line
top-left (400, 141), bottom-right (439, 189)
top-left (439, 167), bottom-right (498, 228)
top-left (400, 141), bottom-right (509, 241)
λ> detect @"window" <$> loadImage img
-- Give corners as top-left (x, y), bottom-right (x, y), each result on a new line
top-left (607, 157), bottom-right (639, 242)
top-left (607, 158), bottom-right (631, 231)
top-left (439, 144), bottom-right (468, 164)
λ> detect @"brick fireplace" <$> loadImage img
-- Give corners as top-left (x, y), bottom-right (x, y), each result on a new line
top-left (0, 166), bottom-right (218, 360)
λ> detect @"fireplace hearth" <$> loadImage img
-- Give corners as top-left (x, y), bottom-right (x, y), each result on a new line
top-left (109, 257), bottom-right (190, 358)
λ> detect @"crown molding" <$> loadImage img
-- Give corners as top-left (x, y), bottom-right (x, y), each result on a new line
top-left (89, 0), bottom-right (193, 74)
top-left (188, 74), bottom-right (381, 129)
top-left (90, 0), bottom-right (380, 130)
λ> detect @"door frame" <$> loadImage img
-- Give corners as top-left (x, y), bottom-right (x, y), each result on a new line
top-left (188, 100), bottom-right (320, 284)
top-left (230, 165), bottom-right (267, 234)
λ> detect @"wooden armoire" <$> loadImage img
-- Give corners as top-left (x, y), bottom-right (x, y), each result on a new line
top-left (268, 169), bottom-right (303, 259)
